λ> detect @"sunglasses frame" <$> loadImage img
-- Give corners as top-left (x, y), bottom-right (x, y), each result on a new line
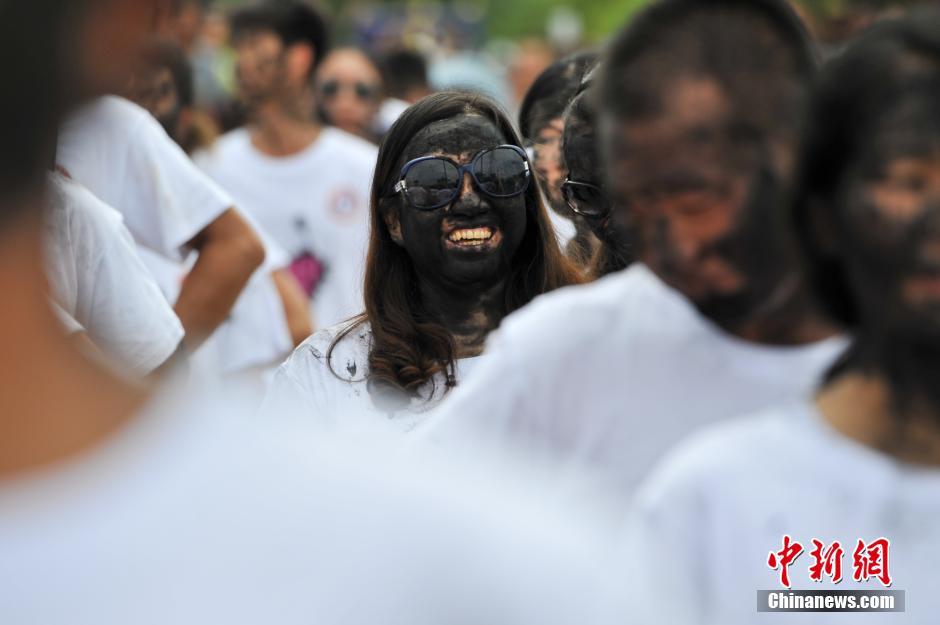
top-left (392, 144), bottom-right (532, 211)
top-left (561, 176), bottom-right (612, 218)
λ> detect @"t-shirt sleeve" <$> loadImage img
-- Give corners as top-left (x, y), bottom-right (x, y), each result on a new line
top-left (260, 341), bottom-right (337, 425)
top-left (120, 109), bottom-right (233, 261)
top-left (68, 183), bottom-right (185, 375)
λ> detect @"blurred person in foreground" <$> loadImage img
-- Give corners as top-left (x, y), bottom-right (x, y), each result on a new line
top-left (424, 0), bottom-right (846, 502)
top-left (0, 4), bottom-right (626, 624)
top-left (196, 0), bottom-right (377, 331)
top-left (519, 53), bottom-right (600, 269)
top-left (315, 47), bottom-right (385, 144)
top-left (624, 13), bottom-right (940, 623)
top-left (265, 91), bottom-right (582, 432)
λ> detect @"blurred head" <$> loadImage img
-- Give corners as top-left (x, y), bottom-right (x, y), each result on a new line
top-left (70, 0), bottom-right (170, 100)
top-left (562, 77), bottom-right (632, 274)
top-left (348, 91), bottom-right (579, 393)
top-left (126, 38), bottom-right (194, 140)
top-left (230, 0), bottom-right (329, 111)
top-left (519, 52), bottom-right (598, 218)
top-left (796, 11), bottom-right (940, 353)
top-left (599, 0), bottom-right (816, 326)
top-left (379, 48), bottom-right (430, 104)
top-left (157, 0), bottom-right (210, 52)
top-left (315, 48), bottom-right (383, 140)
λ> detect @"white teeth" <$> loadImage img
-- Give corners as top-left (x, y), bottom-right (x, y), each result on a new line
top-left (448, 227), bottom-right (493, 243)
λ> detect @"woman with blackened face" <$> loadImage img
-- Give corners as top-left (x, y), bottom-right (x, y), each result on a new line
top-left (264, 91), bottom-right (580, 431)
top-left (560, 84), bottom-right (633, 278)
top-left (622, 15), bottom-right (940, 622)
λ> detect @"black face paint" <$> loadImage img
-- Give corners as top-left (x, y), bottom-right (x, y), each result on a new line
top-left (391, 115), bottom-right (527, 298)
top-left (835, 88), bottom-right (940, 416)
top-left (563, 129), bottom-right (633, 269)
top-left (693, 164), bottom-right (798, 326)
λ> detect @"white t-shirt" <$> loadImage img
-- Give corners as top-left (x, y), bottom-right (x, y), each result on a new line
top-left (624, 402), bottom-right (940, 624)
top-left (265, 321), bottom-right (486, 434)
top-left (0, 380), bottom-right (621, 625)
top-left (57, 96), bottom-right (233, 262)
top-left (43, 174), bottom-right (184, 375)
top-left (547, 205), bottom-right (578, 251)
top-left (58, 96), bottom-right (293, 381)
top-left (426, 264), bottom-right (849, 499)
top-left (195, 126), bottom-right (377, 328)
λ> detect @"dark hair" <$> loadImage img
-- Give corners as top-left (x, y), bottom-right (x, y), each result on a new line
top-left (600, 0), bottom-right (817, 132)
top-left (230, 0), bottom-right (330, 73)
top-left (379, 48), bottom-right (429, 100)
top-left (518, 51), bottom-right (598, 141)
top-left (331, 90), bottom-right (582, 393)
top-left (793, 10), bottom-right (940, 328)
top-left (141, 38), bottom-right (194, 108)
top-left (0, 0), bottom-right (74, 224)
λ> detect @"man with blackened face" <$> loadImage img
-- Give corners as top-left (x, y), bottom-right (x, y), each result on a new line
top-left (619, 16), bottom-right (940, 623)
top-left (425, 0), bottom-right (847, 501)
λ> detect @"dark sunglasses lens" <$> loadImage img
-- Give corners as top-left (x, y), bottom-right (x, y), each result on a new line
top-left (474, 147), bottom-right (529, 197)
top-left (404, 159), bottom-right (460, 209)
top-left (564, 183), bottom-right (609, 217)
top-left (355, 82), bottom-right (377, 100)
top-left (320, 81), bottom-right (339, 98)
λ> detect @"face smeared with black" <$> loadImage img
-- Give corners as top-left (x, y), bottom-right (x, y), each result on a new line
top-left (531, 117), bottom-right (568, 216)
top-left (563, 125), bottom-right (632, 266)
top-left (602, 77), bottom-right (797, 325)
top-left (386, 114), bottom-right (528, 293)
top-left (838, 94), bottom-right (940, 345)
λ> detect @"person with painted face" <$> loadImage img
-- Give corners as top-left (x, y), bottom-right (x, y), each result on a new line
top-left (623, 14), bottom-right (940, 623)
top-left (265, 91), bottom-right (581, 432)
top-left (424, 0), bottom-right (847, 502)
top-left (518, 52), bottom-right (600, 269)
top-left (560, 74), bottom-right (633, 278)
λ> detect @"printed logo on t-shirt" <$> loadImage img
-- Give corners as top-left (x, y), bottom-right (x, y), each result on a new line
top-left (328, 188), bottom-right (365, 223)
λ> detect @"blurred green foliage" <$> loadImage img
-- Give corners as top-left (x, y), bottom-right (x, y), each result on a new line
top-left (216, 0), bottom-right (925, 44)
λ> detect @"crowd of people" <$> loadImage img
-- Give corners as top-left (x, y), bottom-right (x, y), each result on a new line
top-left (2, 0), bottom-right (939, 622)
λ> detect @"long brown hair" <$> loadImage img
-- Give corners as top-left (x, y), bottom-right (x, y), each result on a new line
top-left (330, 90), bottom-right (582, 394)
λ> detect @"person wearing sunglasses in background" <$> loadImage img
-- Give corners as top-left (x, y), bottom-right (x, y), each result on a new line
top-left (264, 91), bottom-right (581, 432)
top-left (195, 1), bottom-right (377, 335)
top-left (560, 71), bottom-right (633, 278)
top-left (518, 52), bottom-right (601, 270)
top-left (316, 47), bottom-right (385, 144)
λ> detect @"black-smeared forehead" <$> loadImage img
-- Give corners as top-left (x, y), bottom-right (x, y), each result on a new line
top-left (861, 90), bottom-right (940, 165)
top-left (402, 114), bottom-right (508, 163)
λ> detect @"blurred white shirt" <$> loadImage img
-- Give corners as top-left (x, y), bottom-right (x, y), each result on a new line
top-left (264, 321), bottom-right (487, 434)
top-left (44, 173), bottom-right (183, 375)
top-left (425, 263), bottom-right (848, 501)
top-left (0, 376), bottom-right (623, 625)
top-left (623, 402), bottom-right (940, 624)
top-left (195, 126), bottom-right (377, 328)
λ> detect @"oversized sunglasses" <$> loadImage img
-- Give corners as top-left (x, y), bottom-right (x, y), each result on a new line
top-left (318, 80), bottom-right (380, 101)
top-left (392, 145), bottom-right (531, 211)
top-left (561, 177), bottom-right (612, 218)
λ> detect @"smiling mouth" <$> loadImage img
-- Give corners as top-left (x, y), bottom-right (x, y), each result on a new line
top-left (446, 226), bottom-right (497, 248)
